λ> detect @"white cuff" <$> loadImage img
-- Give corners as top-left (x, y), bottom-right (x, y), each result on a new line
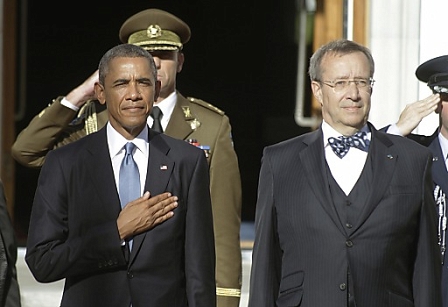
top-left (60, 97), bottom-right (80, 112)
top-left (386, 124), bottom-right (403, 136)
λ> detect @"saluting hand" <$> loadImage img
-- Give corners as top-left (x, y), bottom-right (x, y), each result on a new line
top-left (117, 191), bottom-right (178, 240)
top-left (65, 70), bottom-right (99, 108)
top-left (395, 93), bottom-right (440, 136)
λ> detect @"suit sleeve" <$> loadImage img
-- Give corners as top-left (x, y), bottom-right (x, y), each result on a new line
top-left (25, 150), bottom-right (127, 283)
top-left (185, 150), bottom-right (217, 306)
top-left (11, 97), bottom-right (84, 168)
top-left (0, 181), bottom-right (21, 307)
top-left (208, 115), bottom-right (242, 305)
top-left (248, 147), bottom-right (282, 307)
top-left (413, 154), bottom-right (442, 306)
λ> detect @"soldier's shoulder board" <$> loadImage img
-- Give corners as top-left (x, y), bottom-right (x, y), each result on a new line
top-left (187, 97), bottom-right (225, 116)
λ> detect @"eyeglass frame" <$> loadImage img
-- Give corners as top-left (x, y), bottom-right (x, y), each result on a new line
top-left (317, 77), bottom-right (375, 92)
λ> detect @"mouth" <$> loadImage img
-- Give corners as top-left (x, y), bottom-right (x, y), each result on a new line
top-left (342, 105), bottom-right (362, 111)
top-left (122, 105), bottom-right (145, 113)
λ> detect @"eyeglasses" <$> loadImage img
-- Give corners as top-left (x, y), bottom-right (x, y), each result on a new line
top-left (319, 78), bottom-right (375, 92)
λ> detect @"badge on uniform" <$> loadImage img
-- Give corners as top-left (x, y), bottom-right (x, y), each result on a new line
top-left (187, 139), bottom-right (210, 158)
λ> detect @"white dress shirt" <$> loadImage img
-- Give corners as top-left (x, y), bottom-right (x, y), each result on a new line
top-left (322, 121), bottom-right (370, 195)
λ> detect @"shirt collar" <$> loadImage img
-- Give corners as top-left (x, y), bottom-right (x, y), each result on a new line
top-left (152, 91), bottom-right (177, 121)
top-left (107, 123), bottom-right (149, 159)
top-left (322, 120), bottom-right (371, 147)
top-left (438, 131), bottom-right (448, 161)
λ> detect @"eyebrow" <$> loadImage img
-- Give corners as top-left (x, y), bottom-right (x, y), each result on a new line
top-left (112, 77), bottom-right (153, 85)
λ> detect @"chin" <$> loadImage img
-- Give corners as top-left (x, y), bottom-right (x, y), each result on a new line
top-left (124, 118), bottom-right (146, 128)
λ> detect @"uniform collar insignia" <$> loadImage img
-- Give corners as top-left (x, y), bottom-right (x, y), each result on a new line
top-left (189, 119), bottom-right (201, 130)
top-left (181, 106), bottom-right (200, 130)
top-left (182, 106), bottom-right (192, 118)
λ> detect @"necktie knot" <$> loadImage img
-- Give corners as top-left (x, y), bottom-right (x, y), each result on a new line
top-left (150, 106), bottom-right (163, 133)
top-left (124, 141), bottom-right (136, 156)
top-left (328, 131), bottom-right (370, 159)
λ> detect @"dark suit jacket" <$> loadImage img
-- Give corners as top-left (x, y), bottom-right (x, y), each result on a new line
top-left (25, 126), bottom-right (216, 307)
top-left (249, 123), bottom-right (442, 307)
top-left (12, 92), bottom-right (242, 307)
top-left (0, 182), bottom-right (21, 307)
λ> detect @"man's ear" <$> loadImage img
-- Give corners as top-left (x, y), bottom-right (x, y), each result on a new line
top-left (311, 81), bottom-right (323, 105)
top-left (436, 101), bottom-right (443, 114)
top-left (94, 82), bottom-right (106, 105)
top-left (177, 52), bottom-right (185, 73)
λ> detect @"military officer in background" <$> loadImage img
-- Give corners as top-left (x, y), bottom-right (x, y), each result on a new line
top-left (385, 55), bottom-right (448, 306)
top-left (11, 8), bottom-right (242, 307)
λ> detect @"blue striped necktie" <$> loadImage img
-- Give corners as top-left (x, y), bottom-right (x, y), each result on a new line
top-left (119, 142), bottom-right (140, 250)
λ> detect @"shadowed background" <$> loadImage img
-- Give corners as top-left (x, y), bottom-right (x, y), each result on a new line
top-left (13, 1), bottom-right (310, 242)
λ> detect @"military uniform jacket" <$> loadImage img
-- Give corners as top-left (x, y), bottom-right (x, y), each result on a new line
top-left (407, 129), bottom-right (448, 307)
top-left (11, 91), bottom-right (242, 307)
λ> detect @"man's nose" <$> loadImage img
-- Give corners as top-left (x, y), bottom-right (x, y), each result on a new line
top-left (128, 85), bottom-right (141, 99)
top-left (346, 82), bottom-right (361, 98)
top-left (152, 56), bottom-right (161, 68)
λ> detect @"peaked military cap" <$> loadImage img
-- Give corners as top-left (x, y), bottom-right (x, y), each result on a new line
top-left (416, 55), bottom-right (448, 92)
top-left (119, 8), bottom-right (191, 51)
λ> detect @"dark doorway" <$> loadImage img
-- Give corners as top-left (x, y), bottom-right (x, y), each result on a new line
top-left (13, 1), bottom-right (310, 244)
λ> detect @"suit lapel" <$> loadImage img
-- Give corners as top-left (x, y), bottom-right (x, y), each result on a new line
top-left (130, 131), bottom-right (174, 262)
top-left (87, 129), bottom-right (122, 214)
top-left (351, 127), bottom-right (396, 233)
top-left (301, 129), bottom-right (346, 233)
top-left (145, 131), bottom-right (175, 194)
top-left (428, 137), bottom-right (448, 193)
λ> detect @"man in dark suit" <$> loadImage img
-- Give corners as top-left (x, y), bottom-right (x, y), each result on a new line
top-left (12, 9), bottom-right (242, 306)
top-left (248, 39), bottom-right (442, 307)
top-left (25, 43), bottom-right (216, 307)
top-left (0, 180), bottom-right (21, 307)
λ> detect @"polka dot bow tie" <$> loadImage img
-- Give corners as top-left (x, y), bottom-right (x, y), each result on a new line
top-left (328, 131), bottom-right (370, 159)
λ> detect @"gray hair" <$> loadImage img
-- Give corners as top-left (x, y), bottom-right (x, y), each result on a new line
top-left (308, 39), bottom-right (375, 81)
top-left (98, 43), bottom-right (157, 85)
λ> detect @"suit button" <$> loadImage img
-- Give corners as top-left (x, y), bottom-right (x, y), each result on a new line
top-left (127, 271), bottom-right (134, 279)
top-left (345, 223), bottom-right (352, 229)
top-left (339, 283), bottom-right (346, 290)
top-left (346, 240), bottom-right (353, 247)
top-left (346, 200), bottom-right (351, 206)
